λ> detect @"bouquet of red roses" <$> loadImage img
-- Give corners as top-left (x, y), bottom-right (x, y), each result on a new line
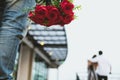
top-left (28, 0), bottom-right (74, 27)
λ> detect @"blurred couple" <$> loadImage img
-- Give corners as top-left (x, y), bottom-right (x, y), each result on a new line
top-left (87, 50), bottom-right (112, 80)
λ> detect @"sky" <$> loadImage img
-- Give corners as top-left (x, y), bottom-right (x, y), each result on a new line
top-left (56, 0), bottom-right (120, 80)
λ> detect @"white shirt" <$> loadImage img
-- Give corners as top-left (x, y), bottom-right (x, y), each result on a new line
top-left (90, 55), bottom-right (111, 76)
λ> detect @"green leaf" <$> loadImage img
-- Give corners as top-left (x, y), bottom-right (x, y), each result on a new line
top-left (74, 15), bottom-right (78, 19)
top-left (74, 5), bottom-right (81, 10)
top-left (51, 0), bottom-right (60, 7)
top-left (68, 0), bottom-right (73, 3)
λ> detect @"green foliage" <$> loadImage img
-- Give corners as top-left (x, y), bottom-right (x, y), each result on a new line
top-left (74, 5), bottom-right (81, 10)
top-left (68, 0), bottom-right (73, 3)
top-left (74, 15), bottom-right (78, 19)
top-left (51, 0), bottom-right (60, 8)
top-left (35, 0), bottom-right (43, 3)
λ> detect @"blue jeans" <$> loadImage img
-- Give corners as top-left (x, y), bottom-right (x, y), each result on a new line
top-left (0, 0), bottom-right (35, 79)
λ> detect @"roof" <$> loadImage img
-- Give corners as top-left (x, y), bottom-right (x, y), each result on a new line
top-left (27, 23), bottom-right (68, 67)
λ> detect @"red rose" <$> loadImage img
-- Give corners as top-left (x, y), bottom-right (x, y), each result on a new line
top-left (47, 6), bottom-right (60, 21)
top-left (28, 11), bottom-right (38, 23)
top-left (57, 15), bottom-right (65, 26)
top-left (35, 5), bottom-right (48, 18)
top-left (28, 11), bottom-right (34, 18)
top-left (29, 11), bottom-right (45, 24)
top-left (60, 0), bottom-right (74, 14)
top-left (63, 14), bottom-right (74, 24)
top-left (46, 6), bottom-right (61, 26)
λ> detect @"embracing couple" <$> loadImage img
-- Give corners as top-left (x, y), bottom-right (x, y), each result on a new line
top-left (87, 50), bottom-right (112, 80)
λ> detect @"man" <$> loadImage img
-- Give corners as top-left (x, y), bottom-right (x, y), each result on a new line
top-left (0, 0), bottom-right (35, 79)
top-left (90, 51), bottom-right (112, 80)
